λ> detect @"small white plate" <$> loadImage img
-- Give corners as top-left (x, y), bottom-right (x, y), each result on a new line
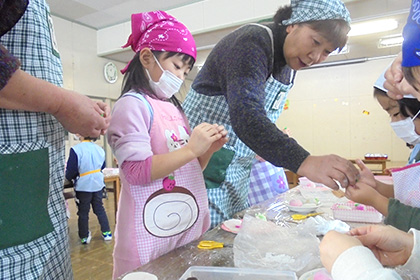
top-left (287, 203), bottom-right (321, 213)
top-left (122, 272), bottom-right (158, 280)
top-left (221, 218), bottom-right (242, 234)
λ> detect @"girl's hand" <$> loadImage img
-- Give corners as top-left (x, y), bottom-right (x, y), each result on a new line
top-left (354, 159), bottom-right (377, 189)
top-left (207, 124), bottom-right (228, 154)
top-left (187, 123), bottom-right (225, 157)
top-left (345, 182), bottom-right (381, 207)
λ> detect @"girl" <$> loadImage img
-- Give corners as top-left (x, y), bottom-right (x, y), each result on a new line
top-left (344, 73), bottom-right (420, 232)
top-left (106, 11), bottom-right (227, 279)
top-left (182, 0), bottom-right (358, 227)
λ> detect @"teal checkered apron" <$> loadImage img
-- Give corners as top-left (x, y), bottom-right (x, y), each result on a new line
top-left (184, 67), bottom-right (293, 227)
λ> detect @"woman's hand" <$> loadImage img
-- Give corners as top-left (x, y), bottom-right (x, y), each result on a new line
top-left (297, 155), bottom-right (360, 190)
top-left (54, 91), bottom-right (111, 137)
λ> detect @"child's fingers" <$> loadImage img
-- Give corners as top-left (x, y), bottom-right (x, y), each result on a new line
top-left (355, 159), bottom-right (367, 171)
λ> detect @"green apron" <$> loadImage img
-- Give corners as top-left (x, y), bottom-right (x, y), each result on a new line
top-left (0, 146), bottom-right (53, 249)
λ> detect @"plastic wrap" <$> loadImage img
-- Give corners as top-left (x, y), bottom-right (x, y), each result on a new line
top-left (233, 215), bottom-right (321, 276)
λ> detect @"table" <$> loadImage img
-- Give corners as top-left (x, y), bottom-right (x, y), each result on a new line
top-left (104, 173), bottom-right (121, 215)
top-left (119, 187), bottom-right (354, 280)
top-left (123, 226), bottom-right (236, 280)
top-left (350, 159), bottom-right (389, 175)
top-left (119, 179), bottom-right (395, 280)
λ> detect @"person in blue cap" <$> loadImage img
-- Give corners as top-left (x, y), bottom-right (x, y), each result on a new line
top-left (182, 0), bottom-right (359, 227)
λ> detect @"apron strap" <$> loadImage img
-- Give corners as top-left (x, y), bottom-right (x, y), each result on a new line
top-left (80, 169), bottom-right (101, 177)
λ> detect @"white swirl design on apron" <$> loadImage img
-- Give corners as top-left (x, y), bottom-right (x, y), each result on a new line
top-left (143, 187), bottom-right (199, 237)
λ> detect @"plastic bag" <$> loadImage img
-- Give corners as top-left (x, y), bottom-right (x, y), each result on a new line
top-left (233, 215), bottom-right (321, 275)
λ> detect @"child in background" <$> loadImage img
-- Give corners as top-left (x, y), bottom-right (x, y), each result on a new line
top-left (65, 135), bottom-right (111, 244)
top-left (106, 11), bottom-right (227, 279)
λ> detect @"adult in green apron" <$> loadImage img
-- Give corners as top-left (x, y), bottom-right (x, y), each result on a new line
top-left (183, 0), bottom-right (359, 227)
top-left (0, 0), bottom-right (109, 278)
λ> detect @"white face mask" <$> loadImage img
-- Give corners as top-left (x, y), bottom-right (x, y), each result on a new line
top-left (390, 109), bottom-right (420, 145)
top-left (145, 55), bottom-right (183, 100)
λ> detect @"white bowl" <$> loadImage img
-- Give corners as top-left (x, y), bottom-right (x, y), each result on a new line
top-left (287, 203), bottom-right (321, 213)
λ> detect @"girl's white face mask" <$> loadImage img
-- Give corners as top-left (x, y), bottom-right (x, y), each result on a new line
top-left (390, 109), bottom-right (420, 145)
top-left (146, 55), bottom-right (183, 100)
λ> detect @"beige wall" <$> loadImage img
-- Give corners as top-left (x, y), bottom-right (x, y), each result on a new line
top-left (53, 16), bottom-right (124, 166)
top-left (278, 57), bottom-right (409, 168)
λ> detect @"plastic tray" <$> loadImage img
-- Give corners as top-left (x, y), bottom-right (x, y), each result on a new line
top-left (331, 202), bottom-right (383, 223)
top-left (179, 266), bottom-right (297, 280)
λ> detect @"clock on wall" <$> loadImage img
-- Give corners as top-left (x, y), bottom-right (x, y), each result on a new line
top-left (104, 62), bottom-right (118, 84)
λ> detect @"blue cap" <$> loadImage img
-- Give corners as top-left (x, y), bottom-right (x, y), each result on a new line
top-left (282, 0), bottom-right (351, 26)
top-left (402, 2), bottom-right (420, 67)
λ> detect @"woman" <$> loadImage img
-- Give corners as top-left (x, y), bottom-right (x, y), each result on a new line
top-left (183, 0), bottom-right (359, 227)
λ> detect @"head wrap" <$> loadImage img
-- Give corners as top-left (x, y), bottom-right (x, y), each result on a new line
top-left (402, 0), bottom-right (420, 67)
top-left (282, 0), bottom-right (351, 26)
top-left (121, 10), bottom-right (196, 74)
top-left (374, 67), bottom-right (416, 99)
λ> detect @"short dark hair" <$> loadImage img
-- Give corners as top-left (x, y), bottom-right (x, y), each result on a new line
top-left (273, 5), bottom-right (350, 51)
top-left (373, 87), bottom-right (387, 98)
top-left (399, 97), bottom-right (420, 119)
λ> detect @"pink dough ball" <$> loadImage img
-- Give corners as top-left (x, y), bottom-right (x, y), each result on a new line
top-left (289, 199), bottom-right (303, 206)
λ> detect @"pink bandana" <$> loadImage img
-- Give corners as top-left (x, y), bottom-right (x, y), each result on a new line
top-left (121, 10), bottom-right (196, 74)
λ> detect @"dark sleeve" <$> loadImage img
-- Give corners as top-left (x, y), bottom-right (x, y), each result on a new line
top-left (223, 27), bottom-right (310, 172)
top-left (0, 0), bottom-right (28, 37)
top-left (0, 44), bottom-right (20, 90)
top-left (101, 160), bottom-right (106, 170)
top-left (385, 198), bottom-right (420, 231)
top-left (65, 148), bottom-right (79, 180)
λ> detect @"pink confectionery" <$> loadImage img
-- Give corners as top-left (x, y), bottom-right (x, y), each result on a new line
top-left (289, 199), bottom-right (303, 207)
top-left (313, 269), bottom-right (333, 280)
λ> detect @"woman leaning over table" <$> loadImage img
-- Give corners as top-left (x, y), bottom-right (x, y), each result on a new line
top-left (182, 0), bottom-right (359, 227)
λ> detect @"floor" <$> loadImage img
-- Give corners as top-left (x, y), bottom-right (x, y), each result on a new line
top-left (67, 190), bottom-right (116, 280)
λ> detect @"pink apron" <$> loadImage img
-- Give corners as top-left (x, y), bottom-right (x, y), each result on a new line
top-left (113, 94), bottom-right (210, 278)
top-left (391, 162), bottom-right (420, 207)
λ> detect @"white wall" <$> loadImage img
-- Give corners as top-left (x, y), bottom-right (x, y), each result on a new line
top-left (52, 16), bottom-right (125, 166)
top-left (278, 57), bottom-right (409, 167)
top-left (53, 16), bottom-right (125, 100)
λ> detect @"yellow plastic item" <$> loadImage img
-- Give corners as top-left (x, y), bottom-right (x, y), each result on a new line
top-left (197, 240), bottom-right (232, 250)
top-left (291, 212), bottom-right (323, 221)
